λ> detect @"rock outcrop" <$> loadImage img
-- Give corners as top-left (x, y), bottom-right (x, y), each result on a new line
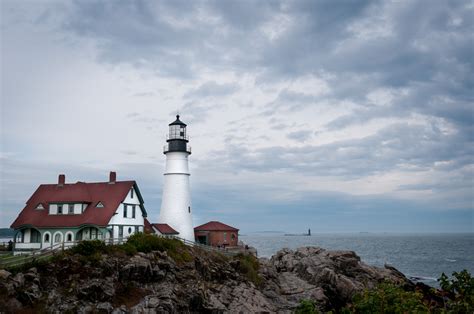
top-left (0, 246), bottom-right (411, 313)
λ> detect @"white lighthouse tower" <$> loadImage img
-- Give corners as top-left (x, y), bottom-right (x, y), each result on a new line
top-left (158, 115), bottom-right (194, 242)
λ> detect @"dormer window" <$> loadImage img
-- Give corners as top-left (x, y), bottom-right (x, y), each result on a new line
top-left (35, 203), bottom-right (44, 210)
top-left (96, 202), bottom-right (104, 208)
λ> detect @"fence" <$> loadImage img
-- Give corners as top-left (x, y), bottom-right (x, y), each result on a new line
top-left (0, 235), bottom-right (238, 269)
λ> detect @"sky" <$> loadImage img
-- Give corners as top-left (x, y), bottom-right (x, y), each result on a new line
top-left (1, 0), bottom-right (473, 233)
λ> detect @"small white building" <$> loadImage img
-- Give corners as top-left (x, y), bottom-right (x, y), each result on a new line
top-left (10, 172), bottom-right (148, 253)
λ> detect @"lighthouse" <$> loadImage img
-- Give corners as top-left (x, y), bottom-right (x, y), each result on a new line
top-left (158, 115), bottom-right (194, 242)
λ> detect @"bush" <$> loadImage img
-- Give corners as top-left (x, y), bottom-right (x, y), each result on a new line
top-left (70, 240), bottom-right (106, 256)
top-left (438, 270), bottom-right (474, 312)
top-left (126, 233), bottom-right (185, 253)
top-left (295, 299), bottom-right (319, 314)
top-left (119, 243), bottom-right (138, 256)
top-left (234, 253), bottom-right (262, 287)
top-left (349, 282), bottom-right (429, 313)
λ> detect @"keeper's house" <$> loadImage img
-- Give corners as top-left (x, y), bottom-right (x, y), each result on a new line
top-left (10, 172), bottom-right (147, 253)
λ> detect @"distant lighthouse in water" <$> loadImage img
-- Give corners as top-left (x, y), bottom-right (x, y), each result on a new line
top-left (158, 115), bottom-right (194, 242)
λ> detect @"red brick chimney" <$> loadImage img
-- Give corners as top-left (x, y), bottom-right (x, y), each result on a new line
top-left (58, 174), bottom-right (65, 187)
top-left (109, 171), bottom-right (116, 184)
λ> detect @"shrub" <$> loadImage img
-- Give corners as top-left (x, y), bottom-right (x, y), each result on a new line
top-left (119, 243), bottom-right (138, 256)
top-left (295, 299), bottom-right (319, 314)
top-left (126, 233), bottom-right (184, 253)
top-left (234, 253), bottom-right (262, 287)
top-left (349, 282), bottom-right (429, 313)
top-left (70, 240), bottom-right (106, 256)
top-left (438, 270), bottom-right (474, 313)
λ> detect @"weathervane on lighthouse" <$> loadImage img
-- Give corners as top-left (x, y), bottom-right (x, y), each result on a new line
top-left (158, 115), bottom-right (194, 242)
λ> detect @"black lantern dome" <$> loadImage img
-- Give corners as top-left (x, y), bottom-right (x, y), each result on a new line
top-left (164, 115), bottom-right (191, 154)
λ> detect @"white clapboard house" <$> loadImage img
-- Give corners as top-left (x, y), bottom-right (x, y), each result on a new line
top-left (10, 172), bottom-right (152, 253)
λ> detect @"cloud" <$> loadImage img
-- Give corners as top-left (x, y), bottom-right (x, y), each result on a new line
top-left (1, 0), bottom-right (472, 232)
top-left (184, 81), bottom-right (239, 98)
top-left (287, 130), bottom-right (312, 142)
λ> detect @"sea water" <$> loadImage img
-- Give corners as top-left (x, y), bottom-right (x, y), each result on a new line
top-left (241, 233), bottom-right (474, 287)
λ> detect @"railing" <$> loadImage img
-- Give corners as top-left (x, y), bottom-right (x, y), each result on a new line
top-left (0, 235), bottom-right (240, 269)
top-left (163, 144), bottom-right (192, 154)
top-left (169, 235), bottom-right (239, 257)
top-left (166, 134), bottom-right (189, 141)
top-left (0, 238), bottom-right (126, 269)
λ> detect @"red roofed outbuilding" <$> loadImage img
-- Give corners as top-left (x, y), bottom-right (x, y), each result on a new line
top-left (194, 221), bottom-right (239, 247)
top-left (151, 223), bottom-right (179, 236)
top-left (10, 172), bottom-right (148, 253)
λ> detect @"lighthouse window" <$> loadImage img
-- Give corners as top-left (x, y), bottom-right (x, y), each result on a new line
top-left (188, 206), bottom-right (191, 213)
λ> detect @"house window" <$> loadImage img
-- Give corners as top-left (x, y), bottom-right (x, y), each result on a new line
top-left (223, 232), bottom-right (227, 241)
top-left (91, 228), bottom-right (97, 239)
top-left (66, 233), bottom-right (72, 242)
top-left (132, 205), bottom-right (136, 218)
top-left (128, 227), bottom-right (132, 234)
top-left (44, 233), bottom-right (50, 243)
top-left (123, 204), bottom-right (128, 218)
top-left (231, 233), bottom-right (236, 240)
top-left (35, 203), bottom-right (44, 210)
top-left (119, 226), bottom-right (123, 238)
top-left (188, 206), bottom-right (191, 213)
top-left (54, 233), bottom-right (61, 243)
top-left (57, 204), bottom-right (63, 214)
top-left (96, 202), bottom-right (104, 208)
top-left (135, 226), bottom-right (139, 233)
top-left (131, 188), bottom-right (134, 198)
top-left (31, 229), bottom-right (41, 243)
top-left (68, 204), bottom-right (74, 214)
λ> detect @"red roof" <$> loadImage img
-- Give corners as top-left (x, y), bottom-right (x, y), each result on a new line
top-left (194, 221), bottom-right (239, 232)
top-left (144, 218), bottom-right (153, 233)
top-left (11, 180), bottom-right (146, 229)
top-left (151, 223), bottom-right (179, 235)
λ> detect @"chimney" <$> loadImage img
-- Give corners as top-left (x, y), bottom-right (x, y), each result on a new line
top-left (109, 171), bottom-right (116, 184)
top-left (58, 174), bottom-right (65, 187)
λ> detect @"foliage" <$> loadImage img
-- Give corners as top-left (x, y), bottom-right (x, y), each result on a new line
top-left (118, 243), bottom-right (138, 256)
top-left (126, 233), bottom-right (184, 253)
top-left (348, 282), bottom-right (429, 313)
top-left (438, 270), bottom-right (474, 313)
top-left (70, 240), bottom-right (106, 256)
top-left (295, 299), bottom-right (319, 314)
top-left (234, 253), bottom-right (262, 287)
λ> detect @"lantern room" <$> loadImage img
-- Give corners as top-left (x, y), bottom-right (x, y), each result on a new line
top-left (167, 115), bottom-right (188, 141)
top-left (163, 115), bottom-right (191, 154)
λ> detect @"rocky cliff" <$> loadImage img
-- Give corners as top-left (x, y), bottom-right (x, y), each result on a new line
top-left (0, 245), bottom-right (411, 313)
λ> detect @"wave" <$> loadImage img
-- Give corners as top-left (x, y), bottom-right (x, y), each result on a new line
top-left (444, 258), bottom-right (457, 262)
top-left (409, 275), bottom-right (437, 282)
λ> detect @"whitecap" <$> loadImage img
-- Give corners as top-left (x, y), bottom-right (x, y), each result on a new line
top-left (445, 258), bottom-right (457, 262)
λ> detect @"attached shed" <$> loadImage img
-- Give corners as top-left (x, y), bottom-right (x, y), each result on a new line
top-left (194, 221), bottom-right (239, 248)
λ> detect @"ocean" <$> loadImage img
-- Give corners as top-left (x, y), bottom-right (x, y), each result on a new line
top-left (241, 233), bottom-right (474, 287)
